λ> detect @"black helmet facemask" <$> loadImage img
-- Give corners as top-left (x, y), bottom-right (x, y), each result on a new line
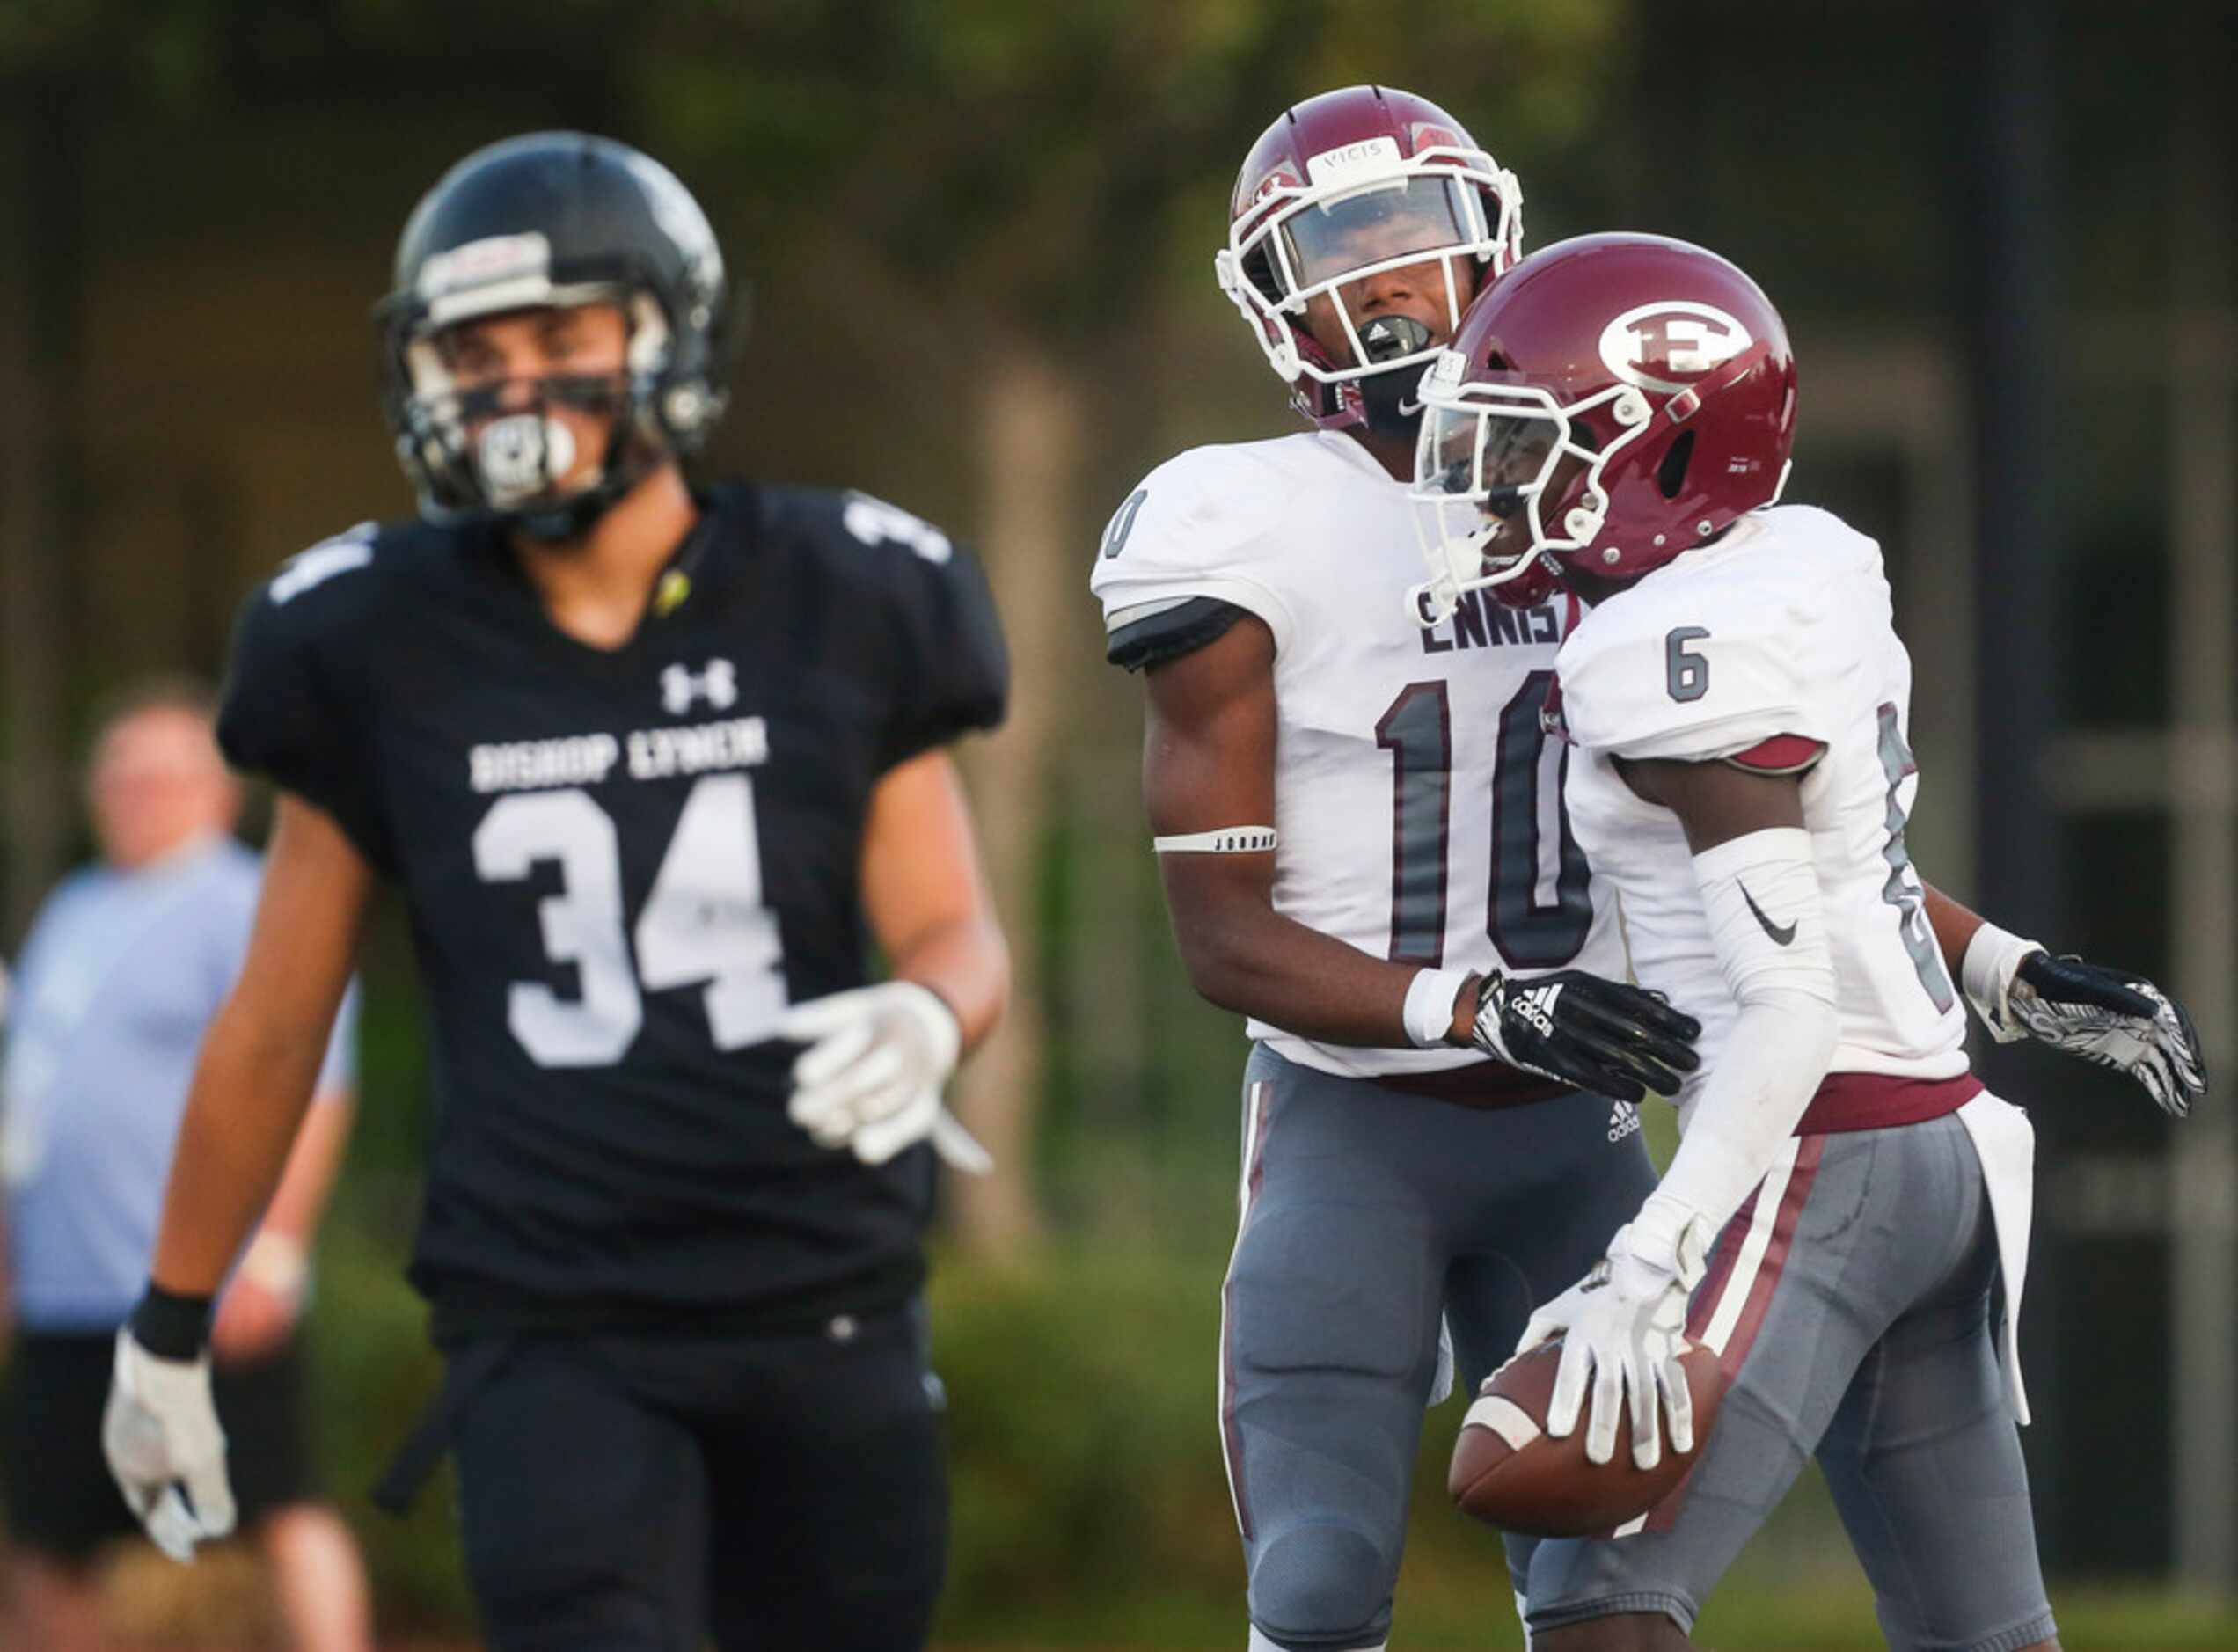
top-left (376, 134), bottom-right (731, 541)
top-left (394, 284), bottom-right (680, 542)
top-left (460, 383), bottom-right (628, 543)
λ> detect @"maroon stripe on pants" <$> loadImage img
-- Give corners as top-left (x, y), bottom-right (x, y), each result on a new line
top-left (1219, 1080), bottom-right (1276, 1541)
top-left (1641, 1137), bottom-right (1825, 1536)
top-left (1715, 1135), bottom-right (1825, 1380)
top-left (1686, 1186), bottom-right (1762, 1345)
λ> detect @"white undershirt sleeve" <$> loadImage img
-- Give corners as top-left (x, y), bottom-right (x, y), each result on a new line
top-left (1959, 918), bottom-right (2046, 1042)
top-left (1629, 827), bottom-right (1840, 1270)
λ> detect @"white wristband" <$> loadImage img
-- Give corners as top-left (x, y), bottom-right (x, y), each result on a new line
top-left (1960, 920), bottom-right (2045, 1042)
top-left (1402, 966), bottom-right (1475, 1049)
top-left (1153, 826), bottom-right (1276, 854)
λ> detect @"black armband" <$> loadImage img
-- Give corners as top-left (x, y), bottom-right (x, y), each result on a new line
top-left (128, 1283), bottom-right (215, 1361)
top-left (1107, 596), bottom-right (1250, 672)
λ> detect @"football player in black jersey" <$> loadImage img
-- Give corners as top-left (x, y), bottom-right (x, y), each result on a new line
top-left (100, 133), bottom-right (1012, 1650)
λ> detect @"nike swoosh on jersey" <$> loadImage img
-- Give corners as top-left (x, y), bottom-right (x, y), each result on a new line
top-left (1740, 881), bottom-right (1796, 946)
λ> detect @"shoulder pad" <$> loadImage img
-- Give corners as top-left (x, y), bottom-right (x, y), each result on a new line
top-left (758, 484), bottom-right (1008, 766)
top-left (757, 484), bottom-right (957, 569)
top-left (1556, 559), bottom-right (1825, 763)
top-left (213, 518), bottom-right (432, 874)
top-left (1106, 595), bottom-right (1252, 673)
top-left (250, 516), bottom-right (457, 635)
top-left (267, 523), bottom-right (379, 606)
top-left (1088, 441), bottom-right (1305, 654)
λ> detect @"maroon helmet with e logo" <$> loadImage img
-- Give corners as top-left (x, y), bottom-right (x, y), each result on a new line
top-left (1407, 233), bottom-right (1798, 619)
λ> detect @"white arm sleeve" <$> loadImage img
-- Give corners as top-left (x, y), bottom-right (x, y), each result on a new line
top-left (1630, 827), bottom-right (1839, 1269)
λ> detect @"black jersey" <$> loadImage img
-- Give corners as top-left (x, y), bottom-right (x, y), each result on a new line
top-left (216, 484), bottom-right (1007, 1340)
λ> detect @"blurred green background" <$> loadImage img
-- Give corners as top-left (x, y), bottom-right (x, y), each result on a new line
top-left (4, 0), bottom-right (2236, 1646)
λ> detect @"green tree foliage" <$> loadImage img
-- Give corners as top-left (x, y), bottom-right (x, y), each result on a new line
top-left (7, 0), bottom-right (1630, 331)
top-left (626, 0), bottom-right (1629, 337)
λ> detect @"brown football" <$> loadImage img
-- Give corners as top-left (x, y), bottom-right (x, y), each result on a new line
top-left (1448, 1338), bottom-right (1727, 1538)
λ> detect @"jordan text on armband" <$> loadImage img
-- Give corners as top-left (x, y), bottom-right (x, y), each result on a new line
top-left (1152, 826), bottom-right (1278, 854)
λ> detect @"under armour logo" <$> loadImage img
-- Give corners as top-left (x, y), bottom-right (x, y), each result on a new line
top-left (661, 658), bottom-right (738, 715)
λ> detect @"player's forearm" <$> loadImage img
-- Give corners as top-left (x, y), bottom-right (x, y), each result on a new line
top-left (255, 1089), bottom-right (356, 1246)
top-left (149, 1006), bottom-right (332, 1297)
top-left (1921, 883), bottom-right (1990, 977)
top-left (892, 910), bottom-right (1010, 1055)
top-left (1167, 892), bottom-right (1430, 1048)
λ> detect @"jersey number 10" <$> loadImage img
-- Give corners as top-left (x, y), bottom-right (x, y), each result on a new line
top-left (1375, 669), bottom-right (1592, 971)
top-left (471, 774), bottom-right (786, 1067)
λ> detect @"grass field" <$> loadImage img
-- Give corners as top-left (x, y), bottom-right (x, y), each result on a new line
top-left (68, 1240), bottom-right (2238, 1650)
top-left (944, 1582), bottom-right (2238, 1650)
top-left (91, 1539), bottom-right (2238, 1649)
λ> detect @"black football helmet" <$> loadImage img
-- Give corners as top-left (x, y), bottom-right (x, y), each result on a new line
top-left (376, 132), bottom-right (731, 539)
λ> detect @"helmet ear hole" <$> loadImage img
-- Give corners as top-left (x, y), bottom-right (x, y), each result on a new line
top-left (1657, 430), bottom-right (1696, 500)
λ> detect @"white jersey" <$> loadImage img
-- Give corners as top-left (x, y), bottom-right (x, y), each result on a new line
top-left (1554, 504), bottom-right (1970, 1115)
top-left (1091, 430), bottom-right (1625, 1079)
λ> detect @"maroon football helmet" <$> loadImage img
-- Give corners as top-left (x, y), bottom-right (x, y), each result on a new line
top-left (1407, 233), bottom-right (1797, 619)
top-left (1218, 85), bottom-right (1523, 431)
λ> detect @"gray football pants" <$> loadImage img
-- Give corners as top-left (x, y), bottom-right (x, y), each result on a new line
top-left (1522, 1104), bottom-right (2057, 1652)
top-left (1222, 1042), bottom-right (1657, 1652)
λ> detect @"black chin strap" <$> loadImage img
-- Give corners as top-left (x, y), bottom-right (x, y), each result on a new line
top-left (1355, 313), bottom-right (1435, 444)
top-left (511, 468), bottom-right (640, 543)
top-left (1357, 366), bottom-right (1426, 445)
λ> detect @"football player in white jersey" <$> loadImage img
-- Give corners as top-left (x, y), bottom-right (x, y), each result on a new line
top-left (1090, 89), bottom-right (1704, 1652)
top-left (1409, 231), bottom-right (2204, 1650)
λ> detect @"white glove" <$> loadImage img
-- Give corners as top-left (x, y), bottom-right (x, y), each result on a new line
top-left (1518, 1217), bottom-right (1708, 1471)
top-left (777, 983), bottom-right (991, 1171)
top-left (103, 1330), bottom-right (235, 1562)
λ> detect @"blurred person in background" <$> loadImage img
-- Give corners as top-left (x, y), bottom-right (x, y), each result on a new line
top-left (1090, 86), bottom-right (1703, 1652)
top-left (101, 132), bottom-right (1010, 1652)
top-left (1, 681), bottom-right (371, 1652)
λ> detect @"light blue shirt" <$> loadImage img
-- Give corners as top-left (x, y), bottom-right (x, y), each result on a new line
top-left (1, 836), bottom-right (357, 1330)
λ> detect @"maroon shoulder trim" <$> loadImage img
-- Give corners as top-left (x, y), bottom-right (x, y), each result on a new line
top-left (1723, 734), bottom-right (1826, 775)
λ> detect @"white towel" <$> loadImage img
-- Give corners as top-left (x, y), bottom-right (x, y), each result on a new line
top-left (1957, 1090), bottom-right (2038, 1423)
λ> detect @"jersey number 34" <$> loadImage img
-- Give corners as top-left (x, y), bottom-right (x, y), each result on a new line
top-left (472, 775), bottom-right (784, 1067)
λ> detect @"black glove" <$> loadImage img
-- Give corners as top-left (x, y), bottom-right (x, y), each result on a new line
top-left (1464, 969), bottom-right (1701, 1104)
top-left (2006, 954), bottom-right (2206, 1118)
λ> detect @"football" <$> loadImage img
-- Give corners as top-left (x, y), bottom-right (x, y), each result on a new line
top-left (1448, 1339), bottom-right (1727, 1537)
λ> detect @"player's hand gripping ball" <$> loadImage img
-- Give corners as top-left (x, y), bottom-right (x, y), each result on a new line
top-left (1448, 1334), bottom-right (1726, 1537)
